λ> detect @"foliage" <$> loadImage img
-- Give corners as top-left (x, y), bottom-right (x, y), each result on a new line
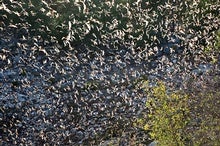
top-left (143, 81), bottom-right (190, 146)
top-left (189, 92), bottom-right (220, 146)
top-left (0, 0), bottom-right (219, 53)
top-left (137, 77), bottom-right (220, 146)
top-left (186, 76), bottom-right (220, 146)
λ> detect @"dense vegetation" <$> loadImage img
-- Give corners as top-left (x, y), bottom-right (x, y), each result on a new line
top-left (135, 78), bottom-right (220, 145)
top-left (0, 0), bottom-right (219, 145)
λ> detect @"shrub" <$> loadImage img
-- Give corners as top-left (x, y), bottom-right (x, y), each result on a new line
top-left (139, 77), bottom-right (220, 146)
top-left (144, 81), bottom-right (190, 146)
top-left (186, 75), bottom-right (220, 146)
